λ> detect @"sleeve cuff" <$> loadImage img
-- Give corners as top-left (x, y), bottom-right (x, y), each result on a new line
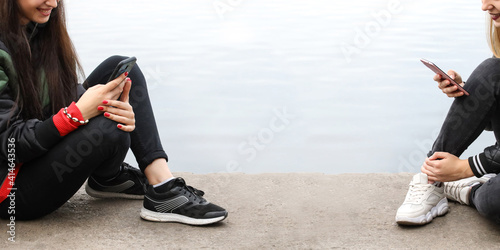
top-left (52, 102), bottom-right (85, 136)
top-left (468, 153), bottom-right (488, 177)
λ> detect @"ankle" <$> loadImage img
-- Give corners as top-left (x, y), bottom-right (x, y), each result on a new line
top-left (153, 177), bottom-right (175, 188)
top-left (144, 158), bottom-right (174, 185)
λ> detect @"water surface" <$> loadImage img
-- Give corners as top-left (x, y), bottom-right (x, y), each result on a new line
top-left (66, 0), bottom-right (493, 173)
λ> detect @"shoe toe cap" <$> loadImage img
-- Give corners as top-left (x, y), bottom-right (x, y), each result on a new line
top-left (396, 203), bottom-right (425, 217)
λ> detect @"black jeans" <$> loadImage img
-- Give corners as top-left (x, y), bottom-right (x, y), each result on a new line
top-left (429, 58), bottom-right (500, 223)
top-left (0, 56), bottom-right (167, 220)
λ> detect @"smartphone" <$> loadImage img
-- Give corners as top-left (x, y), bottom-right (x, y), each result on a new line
top-left (420, 58), bottom-right (469, 96)
top-left (107, 56), bottom-right (137, 82)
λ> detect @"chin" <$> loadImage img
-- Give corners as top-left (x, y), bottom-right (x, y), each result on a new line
top-left (35, 19), bottom-right (50, 24)
top-left (31, 16), bottom-right (50, 24)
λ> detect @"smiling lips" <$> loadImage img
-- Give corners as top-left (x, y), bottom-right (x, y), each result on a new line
top-left (491, 13), bottom-right (500, 21)
top-left (38, 8), bottom-right (52, 17)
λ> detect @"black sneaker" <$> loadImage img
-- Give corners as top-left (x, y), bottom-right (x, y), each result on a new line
top-left (85, 162), bottom-right (146, 200)
top-left (140, 177), bottom-right (228, 225)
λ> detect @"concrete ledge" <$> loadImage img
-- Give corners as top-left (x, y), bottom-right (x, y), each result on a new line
top-left (2, 173), bottom-right (500, 249)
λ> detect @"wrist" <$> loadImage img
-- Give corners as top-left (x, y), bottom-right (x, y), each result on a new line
top-left (66, 102), bottom-right (87, 124)
top-left (460, 159), bottom-right (474, 178)
top-left (74, 102), bottom-right (89, 121)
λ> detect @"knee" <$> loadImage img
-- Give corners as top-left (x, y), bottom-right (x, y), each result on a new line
top-left (100, 55), bottom-right (135, 78)
top-left (475, 58), bottom-right (500, 81)
top-left (104, 55), bottom-right (144, 83)
top-left (480, 57), bottom-right (500, 67)
top-left (103, 55), bottom-right (130, 66)
top-left (80, 116), bottom-right (130, 151)
top-left (462, 58), bottom-right (500, 96)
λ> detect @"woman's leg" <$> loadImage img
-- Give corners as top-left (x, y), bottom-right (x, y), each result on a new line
top-left (0, 116), bottom-right (129, 220)
top-left (397, 58), bottom-right (500, 226)
top-left (470, 175), bottom-right (500, 224)
top-left (84, 56), bottom-right (169, 178)
top-left (84, 56), bottom-right (227, 225)
top-left (429, 58), bottom-right (500, 157)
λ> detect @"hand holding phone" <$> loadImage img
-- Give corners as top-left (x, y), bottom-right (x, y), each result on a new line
top-left (420, 58), bottom-right (469, 96)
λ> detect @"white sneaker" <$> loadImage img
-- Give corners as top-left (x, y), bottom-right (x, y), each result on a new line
top-left (395, 173), bottom-right (448, 225)
top-left (444, 175), bottom-right (493, 205)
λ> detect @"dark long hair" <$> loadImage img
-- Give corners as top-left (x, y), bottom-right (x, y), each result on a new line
top-left (0, 0), bottom-right (82, 119)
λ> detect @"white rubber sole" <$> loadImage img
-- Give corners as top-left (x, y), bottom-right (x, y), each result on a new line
top-left (140, 207), bottom-right (227, 225)
top-left (395, 197), bottom-right (449, 226)
top-left (85, 183), bottom-right (144, 200)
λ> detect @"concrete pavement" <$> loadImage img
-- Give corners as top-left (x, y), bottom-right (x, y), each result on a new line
top-left (2, 173), bottom-right (500, 249)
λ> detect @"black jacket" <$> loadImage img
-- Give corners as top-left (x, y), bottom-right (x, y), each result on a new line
top-left (0, 25), bottom-right (85, 184)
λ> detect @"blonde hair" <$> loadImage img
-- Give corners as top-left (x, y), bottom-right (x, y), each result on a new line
top-left (487, 15), bottom-right (500, 58)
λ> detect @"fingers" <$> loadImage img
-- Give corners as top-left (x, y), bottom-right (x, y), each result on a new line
top-left (440, 83), bottom-right (465, 97)
top-left (421, 164), bottom-right (436, 181)
top-left (104, 72), bottom-right (128, 92)
top-left (103, 111), bottom-right (136, 132)
top-left (421, 161), bottom-right (439, 182)
top-left (421, 158), bottom-right (443, 182)
top-left (447, 70), bottom-right (462, 83)
top-left (439, 80), bottom-right (453, 90)
top-left (446, 90), bottom-right (465, 98)
top-left (434, 74), bottom-right (451, 90)
top-left (120, 78), bottom-right (132, 103)
top-left (421, 152), bottom-right (465, 182)
top-left (434, 70), bottom-right (464, 98)
top-left (99, 75), bottom-right (134, 132)
top-left (101, 105), bottom-right (132, 117)
top-left (108, 77), bottom-right (128, 100)
top-left (116, 124), bottom-right (135, 132)
top-left (447, 70), bottom-right (456, 79)
top-left (99, 99), bottom-right (135, 132)
top-left (433, 74), bottom-right (442, 82)
top-left (422, 155), bottom-right (441, 177)
top-left (429, 151), bottom-right (449, 160)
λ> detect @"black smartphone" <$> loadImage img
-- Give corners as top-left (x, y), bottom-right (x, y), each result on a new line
top-left (108, 56), bottom-right (137, 82)
top-left (420, 58), bottom-right (469, 96)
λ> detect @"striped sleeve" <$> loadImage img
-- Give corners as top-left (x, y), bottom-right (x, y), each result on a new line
top-left (468, 153), bottom-right (490, 177)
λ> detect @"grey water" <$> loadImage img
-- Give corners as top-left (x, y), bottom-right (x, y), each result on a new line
top-left (65, 0), bottom-right (493, 174)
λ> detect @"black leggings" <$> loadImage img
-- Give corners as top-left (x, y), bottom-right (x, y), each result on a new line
top-left (0, 56), bottom-right (167, 220)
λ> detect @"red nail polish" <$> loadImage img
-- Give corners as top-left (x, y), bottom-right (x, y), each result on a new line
top-left (102, 100), bottom-right (108, 104)
top-left (97, 106), bottom-right (104, 111)
top-left (117, 124), bottom-right (123, 129)
top-left (124, 72), bottom-right (129, 77)
top-left (104, 112), bottom-right (110, 117)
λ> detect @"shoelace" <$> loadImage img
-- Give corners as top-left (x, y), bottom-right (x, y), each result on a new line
top-left (175, 178), bottom-right (205, 201)
top-left (405, 183), bottom-right (431, 203)
top-left (444, 181), bottom-right (467, 203)
top-left (122, 162), bottom-right (146, 186)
